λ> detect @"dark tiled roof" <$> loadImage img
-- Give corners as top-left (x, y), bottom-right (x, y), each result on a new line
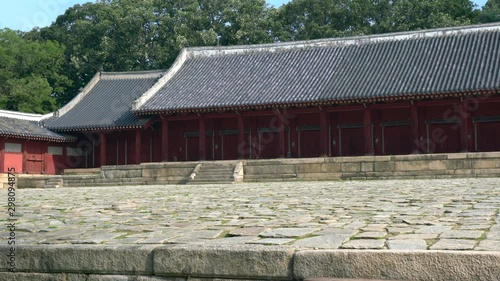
top-left (135, 24), bottom-right (500, 115)
top-left (0, 116), bottom-right (75, 142)
top-left (46, 70), bottom-right (164, 131)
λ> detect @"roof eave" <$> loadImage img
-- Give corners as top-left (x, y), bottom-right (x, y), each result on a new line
top-left (135, 90), bottom-right (500, 117)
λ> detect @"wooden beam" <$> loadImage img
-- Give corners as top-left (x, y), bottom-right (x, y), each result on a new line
top-left (135, 129), bottom-right (142, 164)
top-left (199, 117), bottom-right (207, 160)
top-left (161, 119), bottom-right (169, 161)
top-left (165, 115), bottom-right (199, 121)
top-left (416, 99), bottom-right (460, 107)
top-left (99, 133), bottom-right (107, 167)
top-left (325, 105), bottom-right (365, 112)
top-left (242, 110), bottom-right (276, 117)
top-left (203, 112), bottom-right (238, 119)
top-left (287, 108), bottom-right (321, 115)
top-left (369, 102), bottom-right (410, 110)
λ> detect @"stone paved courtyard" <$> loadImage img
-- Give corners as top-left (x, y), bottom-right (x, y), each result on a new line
top-left (3, 178), bottom-right (500, 251)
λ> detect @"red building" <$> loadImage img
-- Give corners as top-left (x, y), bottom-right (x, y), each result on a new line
top-left (0, 110), bottom-right (75, 174)
top-left (2, 23), bottom-right (500, 174)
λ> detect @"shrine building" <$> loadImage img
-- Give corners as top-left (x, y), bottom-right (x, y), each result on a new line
top-left (1, 23), bottom-right (499, 174)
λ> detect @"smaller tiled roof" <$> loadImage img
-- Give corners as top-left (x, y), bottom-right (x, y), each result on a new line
top-left (45, 70), bottom-right (165, 131)
top-left (0, 115), bottom-right (75, 142)
top-left (133, 23), bottom-right (500, 115)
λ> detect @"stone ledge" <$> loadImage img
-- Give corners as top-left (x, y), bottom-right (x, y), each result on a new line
top-left (294, 250), bottom-right (500, 281)
top-left (0, 245), bottom-right (155, 275)
top-left (154, 245), bottom-right (294, 279)
top-left (1, 245), bottom-right (500, 281)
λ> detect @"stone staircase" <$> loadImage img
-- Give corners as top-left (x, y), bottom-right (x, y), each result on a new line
top-left (187, 162), bottom-right (237, 184)
top-left (14, 161), bottom-right (244, 188)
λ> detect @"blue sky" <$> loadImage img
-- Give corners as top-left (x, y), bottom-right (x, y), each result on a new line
top-left (0, 0), bottom-right (489, 32)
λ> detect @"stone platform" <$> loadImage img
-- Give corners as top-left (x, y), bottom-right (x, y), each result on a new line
top-left (1, 178), bottom-right (499, 280)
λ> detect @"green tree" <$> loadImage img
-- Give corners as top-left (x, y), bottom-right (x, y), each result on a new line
top-left (274, 0), bottom-right (478, 40)
top-left (38, 0), bottom-right (275, 104)
top-left (0, 29), bottom-right (70, 113)
top-left (479, 0), bottom-right (500, 23)
top-left (378, 0), bottom-right (478, 32)
top-left (274, 0), bottom-right (373, 41)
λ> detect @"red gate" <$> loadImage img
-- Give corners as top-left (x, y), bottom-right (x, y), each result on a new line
top-left (26, 143), bottom-right (44, 174)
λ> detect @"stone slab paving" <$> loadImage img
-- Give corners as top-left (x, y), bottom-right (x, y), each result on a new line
top-left (1, 178), bottom-right (500, 251)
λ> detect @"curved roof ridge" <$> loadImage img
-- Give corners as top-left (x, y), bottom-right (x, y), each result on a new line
top-left (101, 70), bottom-right (166, 80)
top-left (0, 109), bottom-right (44, 121)
top-left (133, 49), bottom-right (189, 111)
top-left (134, 23), bottom-right (500, 115)
top-left (184, 22), bottom-right (500, 58)
top-left (48, 72), bottom-right (102, 119)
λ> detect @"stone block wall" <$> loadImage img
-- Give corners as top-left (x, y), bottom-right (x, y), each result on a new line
top-left (243, 152), bottom-right (500, 182)
top-left (13, 152), bottom-right (500, 188)
top-left (16, 162), bottom-right (197, 188)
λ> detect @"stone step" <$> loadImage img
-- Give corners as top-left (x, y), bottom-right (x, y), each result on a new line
top-left (200, 168), bottom-right (234, 172)
top-left (79, 181), bottom-right (148, 187)
top-left (189, 177), bottom-right (234, 182)
top-left (194, 176), bottom-right (233, 181)
top-left (64, 168), bottom-right (101, 175)
top-left (94, 177), bottom-right (146, 183)
top-left (196, 172), bottom-right (233, 177)
top-left (186, 181), bottom-right (233, 185)
top-left (35, 184), bottom-right (59, 189)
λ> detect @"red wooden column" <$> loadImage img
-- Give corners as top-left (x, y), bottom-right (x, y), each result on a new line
top-left (43, 144), bottom-right (48, 174)
top-left (250, 117), bottom-right (259, 159)
top-left (460, 100), bottom-right (471, 152)
top-left (22, 141), bottom-right (28, 173)
top-left (99, 132), bottom-right (107, 167)
top-left (277, 115), bottom-right (286, 158)
top-left (319, 110), bottom-right (328, 157)
top-left (161, 118), bottom-right (169, 162)
top-left (135, 129), bottom-right (142, 164)
top-left (0, 138), bottom-right (4, 173)
top-left (199, 117), bottom-right (207, 160)
top-left (411, 105), bottom-right (420, 153)
top-left (237, 115), bottom-right (245, 159)
top-left (330, 112), bottom-right (338, 157)
top-left (363, 108), bottom-right (373, 155)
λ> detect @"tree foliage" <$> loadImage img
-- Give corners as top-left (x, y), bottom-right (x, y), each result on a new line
top-left (480, 0), bottom-right (500, 23)
top-left (0, 29), bottom-right (70, 113)
top-left (0, 0), bottom-right (497, 113)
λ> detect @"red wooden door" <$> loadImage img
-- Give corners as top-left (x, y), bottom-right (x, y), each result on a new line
top-left (222, 134), bottom-right (238, 160)
top-left (383, 125), bottom-right (413, 155)
top-left (340, 127), bottom-right (364, 156)
top-left (26, 143), bottom-right (44, 174)
top-left (427, 123), bottom-right (460, 153)
top-left (299, 130), bottom-right (321, 158)
top-left (475, 122), bottom-right (500, 152)
top-left (186, 136), bottom-right (199, 161)
top-left (258, 130), bottom-right (280, 159)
